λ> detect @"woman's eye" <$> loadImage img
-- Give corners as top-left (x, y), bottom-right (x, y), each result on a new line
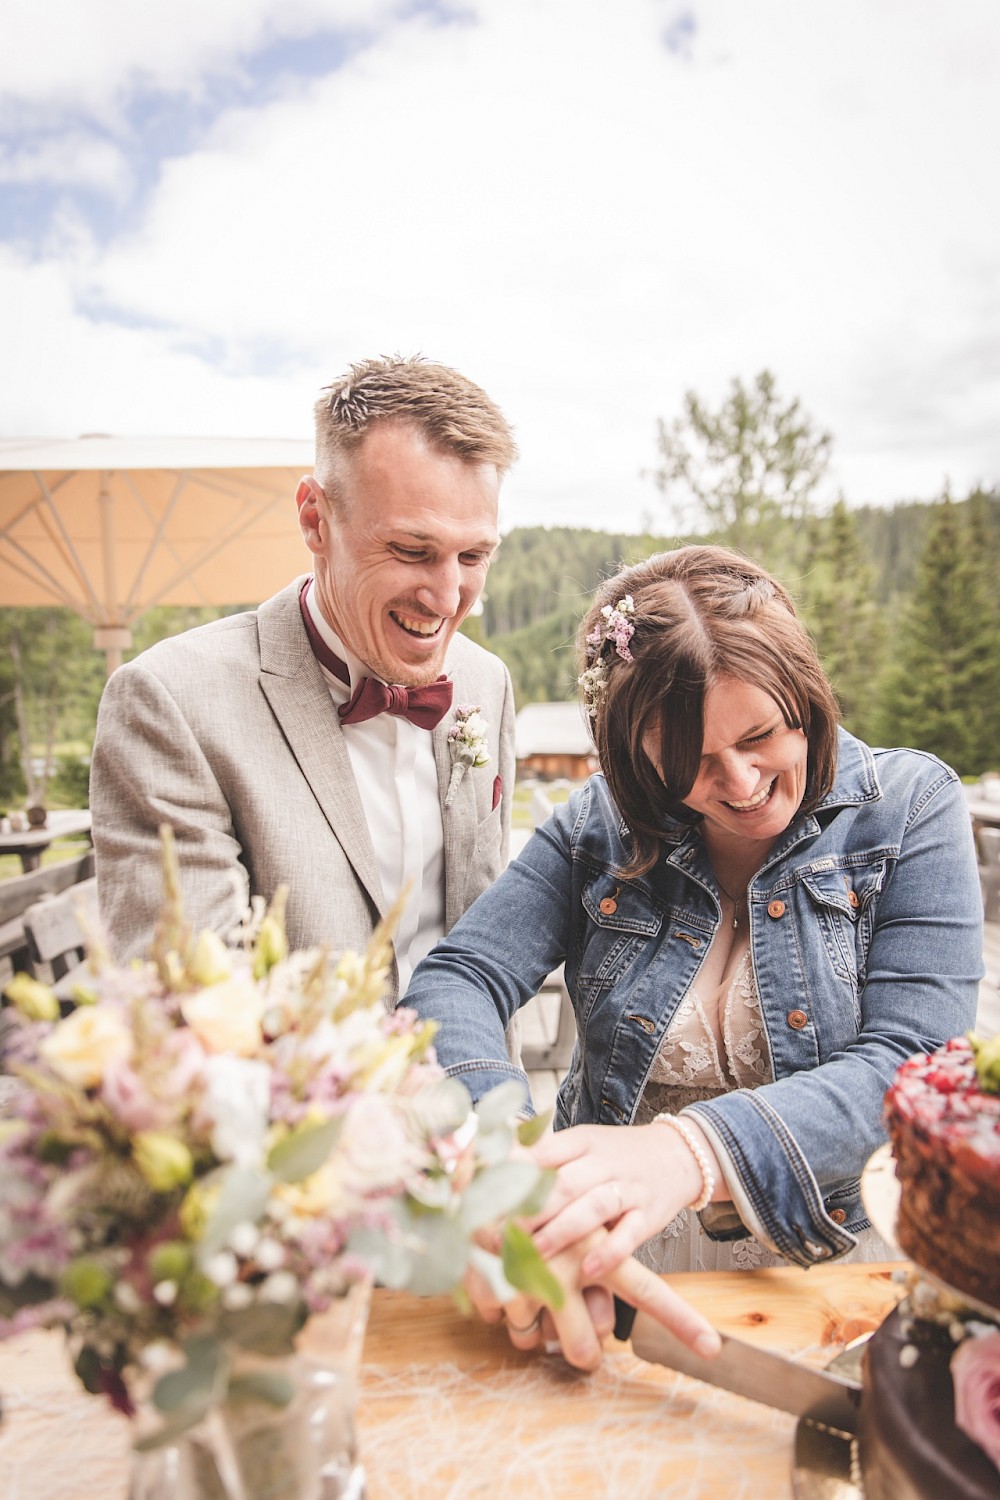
top-left (745, 726), bottom-right (779, 746)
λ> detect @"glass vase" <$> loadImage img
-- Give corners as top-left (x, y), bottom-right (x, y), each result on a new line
top-left (128, 1284), bottom-right (370, 1500)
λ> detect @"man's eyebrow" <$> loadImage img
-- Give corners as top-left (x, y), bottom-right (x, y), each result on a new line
top-left (387, 528), bottom-right (499, 546)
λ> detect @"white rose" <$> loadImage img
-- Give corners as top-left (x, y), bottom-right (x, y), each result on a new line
top-left (339, 1095), bottom-right (422, 1193)
top-left (181, 977), bottom-right (264, 1056)
top-left (39, 1006), bottom-right (132, 1090)
top-left (200, 1055), bottom-right (271, 1166)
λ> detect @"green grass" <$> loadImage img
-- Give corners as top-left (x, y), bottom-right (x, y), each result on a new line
top-left (0, 836), bottom-right (92, 883)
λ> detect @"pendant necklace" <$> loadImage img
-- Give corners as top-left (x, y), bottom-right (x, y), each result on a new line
top-left (715, 876), bottom-right (747, 931)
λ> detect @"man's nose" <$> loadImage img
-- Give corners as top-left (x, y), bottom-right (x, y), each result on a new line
top-left (415, 557), bottom-right (462, 618)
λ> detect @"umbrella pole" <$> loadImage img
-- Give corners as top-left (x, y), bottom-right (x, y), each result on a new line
top-left (94, 471), bottom-right (132, 673)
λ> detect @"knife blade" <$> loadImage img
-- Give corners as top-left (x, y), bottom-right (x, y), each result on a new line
top-left (628, 1310), bottom-right (861, 1436)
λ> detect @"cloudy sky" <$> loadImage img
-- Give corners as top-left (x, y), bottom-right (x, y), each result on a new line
top-left (3, 0), bottom-right (998, 535)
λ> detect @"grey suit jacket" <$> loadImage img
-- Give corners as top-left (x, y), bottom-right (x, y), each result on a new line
top-left (91, 578), bottom-right (516, 1003)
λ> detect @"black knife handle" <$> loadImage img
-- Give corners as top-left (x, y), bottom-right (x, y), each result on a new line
top-left (613, 1296), bottom-right (637, 1341)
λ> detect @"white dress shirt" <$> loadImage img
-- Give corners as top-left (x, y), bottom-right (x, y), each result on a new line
top-left (304, 582), bottom-right (445, 990)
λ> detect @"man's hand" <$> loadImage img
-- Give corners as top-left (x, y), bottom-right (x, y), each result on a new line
top-left (464, 1226), bottom-right (722, 1373)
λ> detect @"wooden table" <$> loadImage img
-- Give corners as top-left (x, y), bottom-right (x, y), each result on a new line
top-left (966, 794), bottom-right (1000, 829)
top-left (0, 810), bottom-right (92, 872)
top-left (0, 1262), bottom-right (904, 1498)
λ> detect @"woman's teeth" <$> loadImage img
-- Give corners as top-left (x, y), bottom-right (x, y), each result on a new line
top-left (726, 780), bottom-right (775, 811)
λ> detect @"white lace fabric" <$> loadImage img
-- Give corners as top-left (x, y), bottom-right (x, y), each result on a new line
top-left (635, 930), bottom-right (894, 1273)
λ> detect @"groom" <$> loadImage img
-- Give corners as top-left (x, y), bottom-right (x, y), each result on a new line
top-left (91, 355), bottom-right (517, 1004)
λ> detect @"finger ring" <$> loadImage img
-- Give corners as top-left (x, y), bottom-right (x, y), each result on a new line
top-left (507, 1312), bottom-right (542, 1336)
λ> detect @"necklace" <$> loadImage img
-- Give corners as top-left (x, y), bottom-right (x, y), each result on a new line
top-left (714, 875), bottom-right (748, 930)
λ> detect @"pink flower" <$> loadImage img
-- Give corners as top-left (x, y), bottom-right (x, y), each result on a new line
top-left (952, 1328), bottom-right (1000, 1473)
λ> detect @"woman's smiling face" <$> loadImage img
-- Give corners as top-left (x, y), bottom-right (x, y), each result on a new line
top-left (648, 676), bottom-right (809, 846)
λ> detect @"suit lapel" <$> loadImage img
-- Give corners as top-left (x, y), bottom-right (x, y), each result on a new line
top-left (256, 582), bottom-right (386, 918)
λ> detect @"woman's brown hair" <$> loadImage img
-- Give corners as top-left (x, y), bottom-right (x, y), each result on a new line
top-left (578, 546), bottom-right (841, 877)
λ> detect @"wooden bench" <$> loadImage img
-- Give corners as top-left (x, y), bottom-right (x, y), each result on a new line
top-left (978, 825), bottom-right (1000, 924)
top-left (22, 877), bottom-right (98, 992)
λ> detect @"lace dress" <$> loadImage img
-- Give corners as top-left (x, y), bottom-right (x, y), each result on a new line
top-left (633, 934), bottom-right (895, 1274)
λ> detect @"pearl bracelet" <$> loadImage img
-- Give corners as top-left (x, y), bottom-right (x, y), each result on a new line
top-left (654, 1113), bottom-right (716, 1213)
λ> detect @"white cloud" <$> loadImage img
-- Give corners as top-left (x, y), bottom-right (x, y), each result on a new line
top-left (0, 135), bottom-right (130, 195)
top-left (2, 0), bottom-right (999, 532)
top-left (2, 0), bottom-right (402, 117)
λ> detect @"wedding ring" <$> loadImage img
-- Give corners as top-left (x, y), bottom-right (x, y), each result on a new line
top-left (507, 1311), bottom-right (543, 1336)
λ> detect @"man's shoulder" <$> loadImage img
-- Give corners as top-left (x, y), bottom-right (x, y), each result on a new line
top-left (121, 579), bottom-right (305, 684)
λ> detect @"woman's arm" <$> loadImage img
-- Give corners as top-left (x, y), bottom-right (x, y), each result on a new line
top-left (401, 793), bottom-right (583, 1103)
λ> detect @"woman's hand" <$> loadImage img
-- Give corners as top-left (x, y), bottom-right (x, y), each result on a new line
top-left (464, 1226), bottom-right (722, 1372)
top-left (526, 1120), bottom-right (724, 1280)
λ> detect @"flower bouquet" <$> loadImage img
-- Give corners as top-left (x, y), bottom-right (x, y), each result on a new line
top-left (0, 831), bottom-right (557, 1499)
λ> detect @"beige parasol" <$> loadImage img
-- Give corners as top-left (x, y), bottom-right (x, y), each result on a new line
top-left (0, 434), bottom-right (315, 672)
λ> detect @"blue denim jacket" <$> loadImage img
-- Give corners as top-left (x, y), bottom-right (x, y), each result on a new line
top-left (403, 730), bottom-right (983, 1267)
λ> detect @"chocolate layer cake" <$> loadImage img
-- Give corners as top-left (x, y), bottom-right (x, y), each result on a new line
top-left (858, 1305), bottom-right (999, 1500)
top-left (883, 1035), bottom-right (1000, 1307)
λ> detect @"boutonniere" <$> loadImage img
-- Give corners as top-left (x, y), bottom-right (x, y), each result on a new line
top-left (445, 704), bottom-right (490, 807)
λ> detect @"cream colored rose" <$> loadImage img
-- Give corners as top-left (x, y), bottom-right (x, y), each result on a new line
top-left (39, 1006), bottom-right (132, 1089)
top-left (181, 977), bottom-right (264, 1056)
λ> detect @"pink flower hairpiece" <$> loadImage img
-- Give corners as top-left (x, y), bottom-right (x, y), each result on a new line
top-left (588, 594), bottom-right (635, 663)
top-left (579, 595), bottom-right (636, 717)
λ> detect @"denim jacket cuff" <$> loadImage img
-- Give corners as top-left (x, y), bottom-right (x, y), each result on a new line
top-left (683, 1112), bottom-right (761, 1245)
top-left (687, 1093), bottom-right (857, 1267)
top-left (443, 1059), bottom-right (534, 1113)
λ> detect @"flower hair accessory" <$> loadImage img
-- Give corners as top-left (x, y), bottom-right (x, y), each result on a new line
top-left (578, 595), bottom-right (636, 717)
top-left (445, 704), bottom-right (490, 807)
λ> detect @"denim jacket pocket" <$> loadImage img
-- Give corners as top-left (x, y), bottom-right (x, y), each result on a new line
top-left (799, 863), bottom-right (885, 997)
top-left (575, 877), bottom-right (662, 1016)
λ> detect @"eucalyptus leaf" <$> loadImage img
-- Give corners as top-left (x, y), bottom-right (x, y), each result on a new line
top-left (347, 1220), bottom-right (415, 1290)
top-left (226, 1369), bottom-right (296, 1408)
top-left (509, 1167), bottom-right (557, 1220)
top-left (501, 1222), bottom-right (565, 1310)
top-left (133, 1399), bottom-right (212, 1453)
top-left (516, 1109), bottom-right (553, 1147)
top-left (458, 1161), bottom-right (543, 1232)
top-left (401, 1211), bottom-right (472, 1297)
top-left (476, 1080), bottom-right (528, 1132)
top-left (473, 1123), bottom-right (514, 1167)
top-left (266, 1116), bottom-right (344, 1184)
top-left (197, 1167), bottom-right (271, 1262)
top-left (468, 1244), bottom-right (517, 1304)
top-left (407, 1076), bottom-right (473, 1138)
top-left (153, 1335), bottom-right (225, 1414)
top-left (217, 1299), bottom-right (306, 1357)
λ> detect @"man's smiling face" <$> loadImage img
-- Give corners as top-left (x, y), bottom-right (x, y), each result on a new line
top-left (297, 422), bottom-right (500, 687)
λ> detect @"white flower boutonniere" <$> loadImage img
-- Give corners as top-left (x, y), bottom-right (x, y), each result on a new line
top-left (445, 704), bottom-right (490, 807)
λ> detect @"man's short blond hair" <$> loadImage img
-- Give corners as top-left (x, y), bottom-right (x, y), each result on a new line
top-left (314, 355), bottom-right (517, 493)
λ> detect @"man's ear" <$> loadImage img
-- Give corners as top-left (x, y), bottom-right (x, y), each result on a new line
top-left (296, 476), bottom-right (327, 555)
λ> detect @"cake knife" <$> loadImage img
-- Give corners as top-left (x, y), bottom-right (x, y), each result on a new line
top-left (625, 1308), bottom-right (862, 1437)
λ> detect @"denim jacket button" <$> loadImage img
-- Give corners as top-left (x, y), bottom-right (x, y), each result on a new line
top-left (828, 1207), bottom-right (847, 1224)
top-left (848, 890), bottom-right (860, 909)
top-left (600, 897), bottom-right (618, 915)
top-left (767, 899), bottom-right (786, 919)
top-left (787, 1009), bottom-right (808, 1030)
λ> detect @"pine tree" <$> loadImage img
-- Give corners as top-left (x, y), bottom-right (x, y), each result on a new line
top-left (798, 499), bottom-right (886, 743)
top-left (876, 498), bottom-right (999, 773)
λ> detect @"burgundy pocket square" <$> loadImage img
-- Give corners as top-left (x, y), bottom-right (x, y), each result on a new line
top-left (492, 774), bottom-right (503, 810)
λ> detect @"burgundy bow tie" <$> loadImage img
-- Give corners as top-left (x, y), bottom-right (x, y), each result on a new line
top-left (299, 580), bottom-right (453, 730)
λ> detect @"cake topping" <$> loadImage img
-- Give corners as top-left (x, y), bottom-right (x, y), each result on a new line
top-left (969, 1033), bottom-right (1000, 1095)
